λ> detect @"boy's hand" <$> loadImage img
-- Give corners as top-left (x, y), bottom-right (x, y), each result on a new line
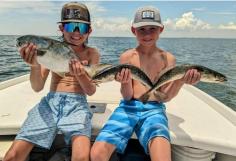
top-left (115, 68), bottom-right (132, 84)
top-left (181, 69), bottom-right (201, 85)
top-left (69, 59), bottom-right (87, 77)
top-left (19, 43), bottom-right (40, 67)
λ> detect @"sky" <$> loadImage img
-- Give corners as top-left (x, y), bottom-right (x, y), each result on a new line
top-left (0, 1), bottom-right (236, 38)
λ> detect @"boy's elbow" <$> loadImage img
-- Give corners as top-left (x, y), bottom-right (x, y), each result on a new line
top-left (87, 91), bottom-right (95, 96)
top-left (86, 88), bottom-right (96, 96)
top-left (121, 92), bottom-right (133, 101)
top-left (31, 84), bottom-right (44, 92)
top-left (162, 96), bottom-right (172, 102)
top-left (32, 87), bottom-right (43, 92)
top-left (164, 93), bottom-right (177, 102)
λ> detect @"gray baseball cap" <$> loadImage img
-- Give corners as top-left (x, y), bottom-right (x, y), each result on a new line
top-left (132, 6), bottom-right (163, 28)
top-left (58, 2), bottom-right (90, 24)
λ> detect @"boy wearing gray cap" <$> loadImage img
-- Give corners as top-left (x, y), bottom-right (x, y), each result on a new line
top-left (4, 2), bottom-right (99, 161)
top-left (91, 6), bottom-right (200, 161)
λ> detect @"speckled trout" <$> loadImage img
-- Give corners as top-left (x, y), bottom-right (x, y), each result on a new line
top-left (16, 35), bottom-right (111, 77)
top-left (139, 64), bottom-right (227, 102)
top-left (92, 64), bottom-right (153, 89)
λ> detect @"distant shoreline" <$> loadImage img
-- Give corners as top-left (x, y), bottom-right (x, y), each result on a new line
top-left (1, 35), bottom-right (236, 40)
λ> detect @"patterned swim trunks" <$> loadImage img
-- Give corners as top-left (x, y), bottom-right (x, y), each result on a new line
top-left (16, 92), bottom-right (92, 149)
top-left (95, 99), bottom-right (170, 154)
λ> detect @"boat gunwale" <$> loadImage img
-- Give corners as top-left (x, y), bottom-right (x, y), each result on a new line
top-left (0, 74), bottom-right (29, 90)
top-left (183, 85), bottom-right (236, 126)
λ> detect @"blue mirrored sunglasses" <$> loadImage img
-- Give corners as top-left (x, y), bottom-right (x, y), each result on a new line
top-left (64, 22), bottom-right (90, 35)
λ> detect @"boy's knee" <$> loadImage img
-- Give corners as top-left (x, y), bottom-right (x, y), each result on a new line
top-left (90, 142), bottom-right (115, 161)
top-left (90, 148), bottom-right (102, 161)
top-left (157, 157), bottom-right (171, 161)
top-left (72, 152), bottom-right (89, 161)
top-left (90, 147), bottom-right (108, 161)
top-left (3, 150), bottom-right (18, 161)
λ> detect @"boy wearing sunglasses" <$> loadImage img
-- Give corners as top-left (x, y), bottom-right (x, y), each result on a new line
top-left (91, 6), bottom-right (200, 161)
top-left (4, 2), bottom-right (99, 161)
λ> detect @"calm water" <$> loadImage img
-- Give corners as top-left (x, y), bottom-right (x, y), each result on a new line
top-left (0, 35), bottom-right (236, 111)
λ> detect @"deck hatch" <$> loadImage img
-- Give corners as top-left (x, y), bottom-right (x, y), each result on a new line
top-left (88, 102), bottom-right (106, 113)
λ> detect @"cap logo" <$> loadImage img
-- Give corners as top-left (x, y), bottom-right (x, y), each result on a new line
top-left (65, 9), bottom-right (81, 19)
top-left (142, 10), bottom-right (154, 19)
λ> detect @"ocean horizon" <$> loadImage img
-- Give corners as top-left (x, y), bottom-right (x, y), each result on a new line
top-left (1, 34), bottom-right (236, 39)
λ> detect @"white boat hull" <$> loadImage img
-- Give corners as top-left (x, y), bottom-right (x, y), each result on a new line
top-left (0, 75), bottom-right (236, 161)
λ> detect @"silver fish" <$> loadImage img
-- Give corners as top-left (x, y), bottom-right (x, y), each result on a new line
top-left (16, 35), bottom-right (78, 73)
top-left (16, 35), bottom-right (111, 77)
top-left (92, 64), bottom-right (153, 89)
top-left (139, 64), bottom-right (227, 102)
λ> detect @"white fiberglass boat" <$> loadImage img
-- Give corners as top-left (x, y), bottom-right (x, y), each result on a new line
top-left (0, 74), bottom-right (236, 161)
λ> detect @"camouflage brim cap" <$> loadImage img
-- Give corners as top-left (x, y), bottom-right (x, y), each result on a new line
top-left (132, 6), bottom-right (163, 28)
top-left (58, 2), bottom-right (90, 24)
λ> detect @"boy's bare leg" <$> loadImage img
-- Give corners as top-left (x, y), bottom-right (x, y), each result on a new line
top-left (149, 137), bottom-right (171, 161)
top-left (71, 135), bottom-right (91, 161)
top-left (3, 140), bottom-right (34, 161)
top-left (90, 142), bottom-right (116, 161)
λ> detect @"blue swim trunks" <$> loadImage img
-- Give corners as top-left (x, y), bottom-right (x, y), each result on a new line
top-left (15, 92), bottom-right (92, 149)
top-left (95, 99), bottom-right (170, 154)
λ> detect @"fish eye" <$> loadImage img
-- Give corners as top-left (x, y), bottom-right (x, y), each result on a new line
top-left (16, 40), bottom-right (22, 47)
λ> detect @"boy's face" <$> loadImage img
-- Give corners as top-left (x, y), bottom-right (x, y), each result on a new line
top-left (59, 22), bottom-right (91, 45)
top-left (132, 25), bottom-right (163, 46)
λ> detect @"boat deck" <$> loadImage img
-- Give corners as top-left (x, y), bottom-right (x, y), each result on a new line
top-left (0, 74), bottom-right (236, 160)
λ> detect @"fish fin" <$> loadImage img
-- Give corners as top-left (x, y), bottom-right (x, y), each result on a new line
top-left (91, 80), bottom-right (100, 86)
top-left (87, 64), bottom-right (113, 77)
top-left (97, 63), bottom-right (113, 69)
top-left (89, 64), bottom-right (112, 73)
top-left (69, 51), bottom-right (79, 60)
top-left (159, 65), bottom-right (175, 76)
top-left (139, 82), bottom-right (149, 88)
top-left (63, 41), bottom-right (79, 47)
top-left (94, 64), bottom-right (113, 72)
top-left (153, 90), bottom-right (168, 102)
top-left (137, 81), bottom-right (153, 89)
top-left (138, 92), bottom-right (151, 103)
top-left (55, 72), bottom-right (66, 77)
top-left (37, 49), bottom-right (47, 56)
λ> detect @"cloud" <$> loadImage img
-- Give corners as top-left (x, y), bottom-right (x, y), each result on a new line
top-left (192, 7), bottom-right (206, 12)
top-left (0, 1), bottom-right (60, 14)
top-left (164, 11), bottom-right (236, 32)
top-left (162, 11), bottom-right (236, 38)
top-left (208, 11), bottom-right (236, 15)
top-left (219, 22), bottom-right (236, 30)
top-left (84, 2), bottom-right (131, 36)
top-left (164, 12), bottom-right (212, 31)
top-left (93, 17), bottom-right (130, 32)
top-left (85, 2), bottom-right (107, 13)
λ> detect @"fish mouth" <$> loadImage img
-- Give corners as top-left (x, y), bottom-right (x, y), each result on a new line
top-left (222, 77), bottom-right (227, 82)
top-left (217, 77), bottom-right (227, 82)
top-left (16, 39), bottom-right (21, 47)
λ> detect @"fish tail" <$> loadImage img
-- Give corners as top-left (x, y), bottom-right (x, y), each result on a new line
top-left (91, 80), bottom-right (100, 86)
top-left (138, 92), bottom-right (151, 103)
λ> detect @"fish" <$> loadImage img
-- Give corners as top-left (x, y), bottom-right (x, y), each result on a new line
top-left (139, 64), bottom-right (227, 103)
top-left (91, 64), bottom-right (153, 89)
top-left (16, 35), bottom-right (78, 74)
top-left (16, 35), bottom-right (112, 77)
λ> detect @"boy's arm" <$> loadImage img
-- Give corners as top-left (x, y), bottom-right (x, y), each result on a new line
top-left (19, 43), bottom-right (49, 92)
top-left (158, 54), bottom-right (201, 102)
top-left (30, 66), bottom-right (49, 92)
top-left (69, 48), bottom-right (100, 96)
top-left (117, 53), bottom-right (133, 100)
